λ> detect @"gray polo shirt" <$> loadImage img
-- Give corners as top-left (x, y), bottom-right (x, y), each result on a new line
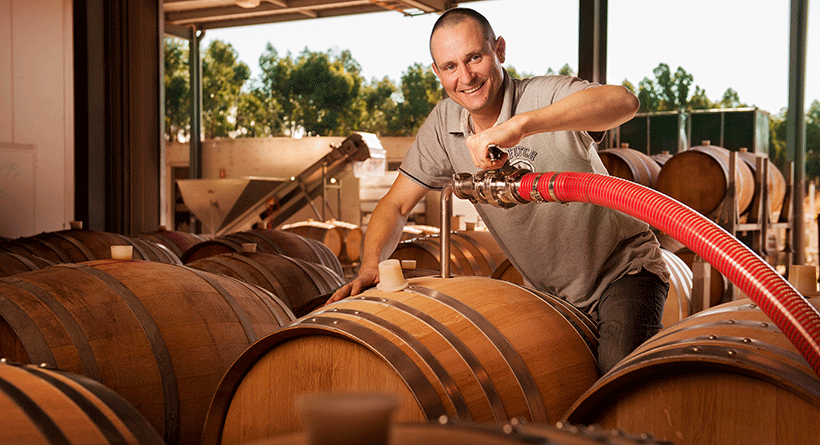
top-left (399, 73), bottom-right (668, 315)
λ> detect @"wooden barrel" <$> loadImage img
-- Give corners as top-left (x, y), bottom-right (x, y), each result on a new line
top-left (201, 276), bottom-right (600, 443)
top-left (400, 225), bottom-right (440, 241)
top-left (138, 229), bottom-right (206, 259)
top-left (0, 250), bottom-right (55, 278)
top-left (182, 229), bottom-right (344, 278)
top-left (737, 148), bottom-right (787, 222)
top-left (327, 219), bottom-right (364, 263)
top-left (598, 147), bottom-right (661, 188)
top-left (281, 221), bottom-right (344, 260)
top-left (390, 231), bottom-right (507, 277)
top-left (263, 418), bottom-right (672, 445)
top-left (0, 260), bottom-right (295, 445)
top-left (651, 151), bottom-right (674, 167)
top-left (563, 298), bottom-right (820, 445)
top-left (0, 230), bottom-right (182, 265)
top-left (491, 258), bottom-right (522, 284)
top-left (0, 360), bottom-right (164, 444)
top-left (656, 142), bottom-right (755, 218)
top-left (659, 248), bottom-right (692, 328)
top-left (657, 232), bottom-right (727, 308)
top-left (187, 251), bottom-right (345, 317)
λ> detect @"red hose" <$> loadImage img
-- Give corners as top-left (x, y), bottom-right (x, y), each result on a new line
top-left (518, 171), bottom-right (820, 377)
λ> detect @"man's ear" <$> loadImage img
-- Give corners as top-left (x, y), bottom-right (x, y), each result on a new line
top-left (495, 36), bottom-right (506, 64)
top-left (431, 62), bottom-right (441, 78)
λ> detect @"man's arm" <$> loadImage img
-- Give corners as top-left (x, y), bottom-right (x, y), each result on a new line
top-left (467, 84), bottom-right (640, 169)
top-left (326, 173), bottom-right (430, 303)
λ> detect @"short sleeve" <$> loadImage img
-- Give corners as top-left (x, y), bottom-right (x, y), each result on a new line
top-left (398, 103), bottom-right (457, 190)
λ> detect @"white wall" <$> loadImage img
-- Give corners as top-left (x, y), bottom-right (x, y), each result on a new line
top-left (0, 0), bottom-right (73, 238)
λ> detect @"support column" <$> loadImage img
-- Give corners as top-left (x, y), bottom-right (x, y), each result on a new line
top-left (578, 0), bottom-right (607, 84)
top-left (787, 0), bottom-right (809, 264)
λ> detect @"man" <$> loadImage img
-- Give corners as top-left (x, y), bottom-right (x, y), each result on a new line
top-left (329, 7), bottom-right (669, 374)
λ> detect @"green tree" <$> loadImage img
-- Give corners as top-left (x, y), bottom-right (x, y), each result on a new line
top-left (769, 111), bottom-right (787, 174)
top-left (628, 63), bottom-right (716, 112)
top-left (636, 77), bottom-right (660, 113)
top-left (688, 86), bottom-right (714, 110)
top-left (806, 100), bottom-right (820, 180)
top-left (234, 87), bottom-right (273, 137)
top-left (719, 88), bottom-right (746, 108)
top-left (769, 101), bottom-right (820, 181)
top-left (505, 66), bottom-right (536, 79)
top-left (244, 44), bottom-right (294, 136)
top-left (393, 63), bottom-right (441, 135)
top-left (288, 48), bottom-right (362, 136)
top-left (356, 76), bottom-right (399, 135)
top-left (558, 63), bottom-right (575, 77)
top-left (202, 40), bottom-right (250, 138)
top-left (807, 100), bottom-right (820, 153)
top-left (164, 37), bottom-right (189, 143)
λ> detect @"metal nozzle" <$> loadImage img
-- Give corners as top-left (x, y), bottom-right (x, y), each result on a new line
top-left (452, 166), bottom-right (531, 208)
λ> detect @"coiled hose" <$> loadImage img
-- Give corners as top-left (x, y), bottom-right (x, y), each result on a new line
top-left (515, 171), bottom-right (820, 377)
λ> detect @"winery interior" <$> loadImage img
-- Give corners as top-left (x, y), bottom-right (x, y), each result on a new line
top-left (0, 1), bottom-right (818, 444)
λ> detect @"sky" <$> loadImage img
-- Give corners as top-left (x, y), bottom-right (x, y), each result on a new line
top-left (200, 0), bottom-right (819, 115)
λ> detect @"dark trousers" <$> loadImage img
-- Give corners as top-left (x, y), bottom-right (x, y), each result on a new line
top-left (595, 268), bottom-right (668, 374)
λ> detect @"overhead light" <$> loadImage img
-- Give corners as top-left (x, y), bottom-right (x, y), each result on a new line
top-left (235, 0), bottom-right (261, 8)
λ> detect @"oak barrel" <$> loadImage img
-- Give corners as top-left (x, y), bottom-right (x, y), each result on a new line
top-left (650, 151), bottom-right (673, 167)
top-left (327, 219), bottom-right (364, 263)
top-left (390, 230), bottom-right (507, 277)
top-left (658, 248), bottom-right (691, 328)
top-left (491, 258), bottom-right (521, 284)
top-left (598, 147), bottom-right (661, 188)
top-left (201, 276), bottom-right (600, 444)
top-left (187, 251), bottom-right (345, 317)
top-left (0, 250), bottom-right (54, 278)
top-left (0, 360), bottom-right (164, 444)
top-left (737, 148), bottom-right (787, 222)
top-left (138, 229), bottom-right (206, 259)
top-left (281, 221), bottom-right (344, 260)
top-left (0, 260), bottom-right (295, 445)
top-left (400, 225), bottom-right (440, 241)
top-left (563, 298), bottom-right (820, 445)
top-left (0, 229), bottom-right (182, 265)
top-left (181, 229), bottom-right (343, 278)
top-left (656, 142), bottom-right (755, 218)
top-left (657, 232), bottom-right (727, 308)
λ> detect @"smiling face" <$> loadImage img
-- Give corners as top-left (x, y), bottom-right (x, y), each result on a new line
top-left (430, 18), bottom-right (506, 126)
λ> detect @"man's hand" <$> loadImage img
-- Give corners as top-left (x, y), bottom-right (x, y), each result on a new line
top-left (326, 267), bottom-right (379, 304)
top-left (466, 117), bottom-right (525, 169)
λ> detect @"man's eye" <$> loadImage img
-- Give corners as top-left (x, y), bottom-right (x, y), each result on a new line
top-left (471, 54), bottom-right (482, 62)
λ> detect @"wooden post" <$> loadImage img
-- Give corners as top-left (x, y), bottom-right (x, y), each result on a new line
top-left (691, 256), bottom-right (712, 314)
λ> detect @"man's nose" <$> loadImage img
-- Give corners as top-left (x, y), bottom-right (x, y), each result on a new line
top-left (458, 64), bottom-right (475, 83)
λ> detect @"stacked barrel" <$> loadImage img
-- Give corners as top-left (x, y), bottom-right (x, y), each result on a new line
top-left (281, 219), bottom-right (364, 280)
top-left (1, 134), bottom-right (813, 445)
top-left (602, 142), bottom-right (787, 224)
top-left (0, 225), bottom-right (350, 444)
top-left (600, 141), bottom-right (788, 312)
top-left (563, 298), bottom-right (820, 445)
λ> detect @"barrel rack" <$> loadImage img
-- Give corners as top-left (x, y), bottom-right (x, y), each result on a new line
top-left (690, 152), bottom-right (795, 313)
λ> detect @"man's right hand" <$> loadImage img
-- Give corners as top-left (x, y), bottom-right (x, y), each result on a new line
top-left (325, 268), bottom-right (379, 305)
